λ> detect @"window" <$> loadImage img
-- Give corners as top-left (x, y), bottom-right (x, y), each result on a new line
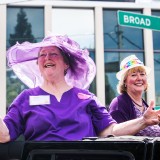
top-left (103, 9), bottom-right (144, 106)
top-left (52, 8), bottom-right (96, 93)
top-left (152, 11), bottom-right (160, 106)
top-left (7, 7), bottom-right (44, 109)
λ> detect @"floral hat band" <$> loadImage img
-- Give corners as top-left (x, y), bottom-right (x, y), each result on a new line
top-left (120, 57), bottom-right (143, 71)
top-left (116, 55), bottom-right (151, 81)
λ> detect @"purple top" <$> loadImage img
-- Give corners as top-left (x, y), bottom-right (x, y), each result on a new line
top-left (135, 107), bottom-right (160, 137)
top-left (4, 87), bottom-right (115, 141)
top-left (109, 93), bottom-right (160, 137)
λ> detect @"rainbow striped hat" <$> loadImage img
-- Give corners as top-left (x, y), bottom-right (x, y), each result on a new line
top-left (116, 55), bottom-right (151, 80)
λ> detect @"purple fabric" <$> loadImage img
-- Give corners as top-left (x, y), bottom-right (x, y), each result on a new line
top-left (4, 87), bottom-right (115, 141)
top-left (109, 93), bottom-right (160, 137)
top-left (134, 107), bottom-right (160, 137)
top-left (109, 93), bottom-right (137, 123)
top-left (7, 35), bottom-right (96, 89)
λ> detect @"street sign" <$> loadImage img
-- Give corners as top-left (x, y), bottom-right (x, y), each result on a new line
top-left (117, 10), bottom-right (160, 31)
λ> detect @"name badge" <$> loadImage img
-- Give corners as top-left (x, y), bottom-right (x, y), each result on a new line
top-left (29, 95), bottom-right (50, 105)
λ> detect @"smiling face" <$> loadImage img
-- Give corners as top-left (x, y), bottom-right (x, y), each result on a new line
top-left (125, 66), bottom-right (148, 95)
top-left (37, 46), bottom-right (69, 82)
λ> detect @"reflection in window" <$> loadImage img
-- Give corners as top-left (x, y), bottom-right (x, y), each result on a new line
top-left (152, 11), bottom-right (160, 106)
top-left (103, 9), bottom-right (144, 106)
top-left (7, 7), bottom-right (44, 109)
top-left (52, 8), bottom-right (96, 94)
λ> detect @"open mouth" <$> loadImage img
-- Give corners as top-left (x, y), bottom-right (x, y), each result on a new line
top-left (135, 83), bottom-right (143, 86)
top-left (44, 63), bottom-right (55, 68)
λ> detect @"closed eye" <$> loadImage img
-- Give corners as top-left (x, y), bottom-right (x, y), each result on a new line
top-left (50, 53), bottom-right (59, 57)
top-left (38, 53), bottom-right (59, 58)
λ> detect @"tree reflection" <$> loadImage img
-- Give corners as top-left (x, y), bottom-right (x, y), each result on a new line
top-left (7, 8), bottom-right (36, 109)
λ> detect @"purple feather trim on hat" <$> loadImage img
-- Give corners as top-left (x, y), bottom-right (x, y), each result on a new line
top-left (7, 35), bottom-right (96, 89)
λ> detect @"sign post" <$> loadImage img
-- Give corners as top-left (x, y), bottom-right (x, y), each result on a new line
top-left (117, 10), bottom-right (160, 31)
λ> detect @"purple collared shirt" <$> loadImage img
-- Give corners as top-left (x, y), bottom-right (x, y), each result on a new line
top-left (4, 87), bottom-right (115, 141)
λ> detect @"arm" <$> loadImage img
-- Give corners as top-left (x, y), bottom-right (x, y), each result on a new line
top-left (99, 101), bottom-right (160, 137)
top-left (0, 117), bottom-right (10, 143)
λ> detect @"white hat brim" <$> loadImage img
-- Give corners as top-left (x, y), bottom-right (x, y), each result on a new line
top-left (116, 64), bottom-right (151, 81)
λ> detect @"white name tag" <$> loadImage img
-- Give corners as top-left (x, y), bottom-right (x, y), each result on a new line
top-left (29, 95), bottom-right (50, 105)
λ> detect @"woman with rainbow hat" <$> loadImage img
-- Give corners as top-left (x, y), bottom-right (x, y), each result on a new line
top-left (109, 55), bottom-right (160, 136)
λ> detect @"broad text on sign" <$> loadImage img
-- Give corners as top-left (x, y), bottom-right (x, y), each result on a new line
top-left (124, 15), bottom-right (151, 27)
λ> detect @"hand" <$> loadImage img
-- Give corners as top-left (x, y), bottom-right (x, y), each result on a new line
top-left (0, 117), bottom-right (10, 143)
top-left (143, 100), bottom-right (160, 126)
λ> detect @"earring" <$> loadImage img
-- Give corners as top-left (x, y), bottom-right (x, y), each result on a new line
top-left (64, 69), bottom-right (68, 75)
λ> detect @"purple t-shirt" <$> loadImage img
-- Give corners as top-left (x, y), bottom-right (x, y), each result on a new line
top-left (4, 87), bottom-right (115, 141)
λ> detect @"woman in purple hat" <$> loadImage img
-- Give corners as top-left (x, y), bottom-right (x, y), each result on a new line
top-left (0, 37), bottom-right (160, 143)
top-left (109, 55), bottom-right (160, 137)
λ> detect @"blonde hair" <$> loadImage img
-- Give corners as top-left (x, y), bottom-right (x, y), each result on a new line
top-left (117, 66), bottom-right (149, 94)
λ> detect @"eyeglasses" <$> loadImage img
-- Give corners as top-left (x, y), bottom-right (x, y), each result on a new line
top-left (38, 53), bottom-right (60, 59)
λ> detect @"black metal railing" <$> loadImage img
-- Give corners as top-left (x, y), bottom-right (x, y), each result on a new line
top-left (0, 136), bottom-right (160, 160)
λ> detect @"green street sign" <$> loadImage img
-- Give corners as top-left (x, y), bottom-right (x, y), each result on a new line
top-left (118, 10), bottom-right (160, 31)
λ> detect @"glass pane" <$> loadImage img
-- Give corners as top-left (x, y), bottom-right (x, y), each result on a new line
top-left (52, 8), bottom-right (94, 49)
top-left (52, 8), bottom-right (96, 94)
top-left (154, 53), bottom-right (160, 106)
top-left (103, 9), bottom-right (144, 106)
top-left (152, 11), bottom-right (160, 106)
top-left (103, 10), bottom-right (143, 50)
top-left (7, 7), bottom-right (44, 109)
top-left (152, 11), bottom-right (160, 50)
top-left (7, 7), bottom-right (44, 48)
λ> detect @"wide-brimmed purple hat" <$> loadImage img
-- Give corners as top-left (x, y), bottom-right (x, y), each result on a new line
top-left (7, 35), bottom-right (96, 89)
